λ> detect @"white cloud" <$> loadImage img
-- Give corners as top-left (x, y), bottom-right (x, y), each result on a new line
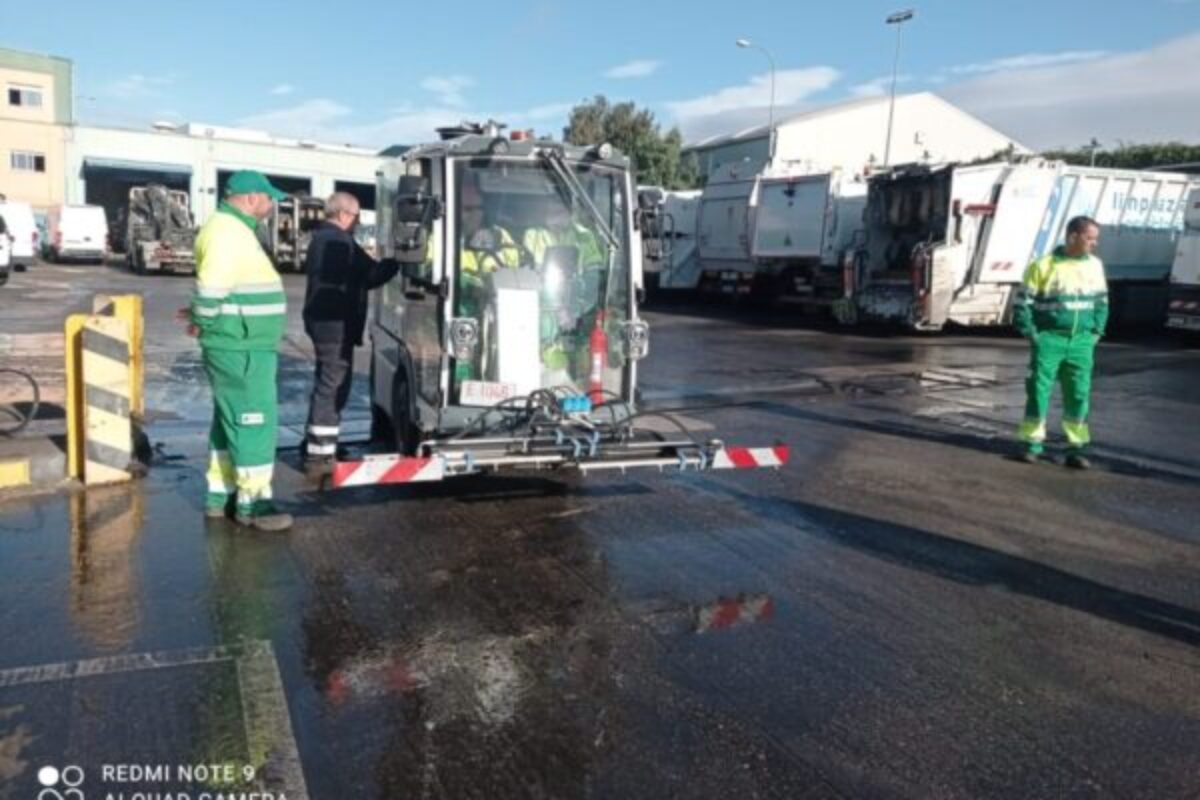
top-left (104, 73), bottom-right (173, 100)
top-left (420, 76), bottom-right (474, 107)
top-left (238, 98), bottom-right (573, 148)
top-left (269, 83), bottom-right (295, 96)
top-left (604, 59), bottom-right (662, 79)
top-left (949, 50), bottom-right (1108, 75)
top-left (942, 33), bottom-right (1200, 149)
top-left (667, 66), bottom-right (840, 141)
top-left (849, 74), bottom-right (913, 98)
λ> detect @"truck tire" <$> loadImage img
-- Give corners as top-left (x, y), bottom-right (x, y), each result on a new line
top-left (0, 271), bottom-right (8, 287)
top-left (390, 369), bottom-right (422, 457)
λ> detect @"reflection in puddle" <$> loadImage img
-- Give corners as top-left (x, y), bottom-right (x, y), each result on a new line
top-left (694, 593), bottom-right (775, 634)
top-left (69, 485), bottom-right (146, 651)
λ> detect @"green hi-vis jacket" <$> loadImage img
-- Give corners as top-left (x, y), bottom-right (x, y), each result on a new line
top-left (1012, 247), bottom-right (1109, 338)
top-left (191, 205), bottom-right (287, 351)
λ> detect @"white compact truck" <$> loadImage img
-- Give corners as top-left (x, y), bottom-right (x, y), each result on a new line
top-left (329, 123), bottom-right (787, 489)
top-left (849, 159), bottom-right (1197, 330)
top-left (1166, 186), bottom-right (1200, 331)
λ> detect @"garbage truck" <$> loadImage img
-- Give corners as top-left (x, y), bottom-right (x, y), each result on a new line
top-left (331, 122), bottom-right (787, 488)
top-left (637, 186), bottom-right (700, 297)
top-left (651, 160), bottom-right (866, 305)
top-left (260, 194), bottom-right (325, 272)
top-left (125, 185), bottom-right (196, 274)
top-left (1166, 186), bottom-right (1200, 332)
top-left (847, 159), bottom-right (1198, 330)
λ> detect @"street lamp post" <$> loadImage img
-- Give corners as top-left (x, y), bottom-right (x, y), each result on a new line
top-left (883, 9), bottom-right (914, 168)
top-left (736, 38), bottom-right (777, 161)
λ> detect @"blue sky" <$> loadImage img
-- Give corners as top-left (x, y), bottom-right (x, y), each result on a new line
top-left (9, 0), bottom-right (1200, 149)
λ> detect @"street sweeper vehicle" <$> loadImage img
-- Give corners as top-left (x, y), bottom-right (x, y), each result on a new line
top-left (331, 122), bottom-right (787, 488)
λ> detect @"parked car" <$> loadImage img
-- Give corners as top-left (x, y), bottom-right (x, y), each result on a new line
top-left (0, 201), bottom-right (38, 271)
top-left (46, 204), bottom-right (108, 263)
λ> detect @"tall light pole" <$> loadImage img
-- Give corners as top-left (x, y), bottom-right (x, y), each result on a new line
top-left (736, 38), bottom-right (777, 161)
top-left (883, 8), bottom-right (914, 168)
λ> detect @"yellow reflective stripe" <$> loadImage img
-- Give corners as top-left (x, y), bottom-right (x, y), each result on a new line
top-left (1017, 418), bottom-right (1046, 443)
top-left (1062, 419), bottom-right (1090, 447)
top-left (207, 449), bottom-right (235, 494)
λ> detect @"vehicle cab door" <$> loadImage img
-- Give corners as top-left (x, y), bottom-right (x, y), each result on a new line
top-left (373, 156), bottom-right (447, 422)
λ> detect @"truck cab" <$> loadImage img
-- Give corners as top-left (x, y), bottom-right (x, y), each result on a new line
top-left (368, 125), bottom-right (648, 456)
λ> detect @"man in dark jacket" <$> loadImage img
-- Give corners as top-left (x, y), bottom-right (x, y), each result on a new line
top-left (302, 192), bottom-right (399, 475)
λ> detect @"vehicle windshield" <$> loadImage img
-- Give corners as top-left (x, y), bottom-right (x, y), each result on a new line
top-left (451, 158), bottom-right (630, 407)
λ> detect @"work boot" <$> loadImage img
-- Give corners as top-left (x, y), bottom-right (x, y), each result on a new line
top-left (304, 457), bottom-right (335, 483)
top-left (204, 497), bottom-right (237, 519)
top-left (1065, 453), bottom-right (1092, 471)
top-left (235, 506), bottom-right (294, 532)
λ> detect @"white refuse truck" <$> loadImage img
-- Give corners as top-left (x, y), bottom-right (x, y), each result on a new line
top-left (328, 122), bottom-right (787, 489)
top-left (848, 159), bottom-right (1197, 330)
top-left (658, 160), bottom-right (866, 303)
top-left (637, 185), bottom-right (701, 297)
top-left (1166, 186), bottom-right (1200, 331)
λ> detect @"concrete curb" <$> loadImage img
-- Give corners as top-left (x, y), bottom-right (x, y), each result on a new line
top-left (0, 434), bottom-right (68, 493)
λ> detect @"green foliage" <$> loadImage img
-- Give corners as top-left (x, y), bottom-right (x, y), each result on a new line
top-left (565, 95), bottom-right (701, 189)
top-left (1041, 142), bottom-right (1200, 170)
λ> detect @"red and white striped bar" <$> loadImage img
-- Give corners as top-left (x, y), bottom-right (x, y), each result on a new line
top-left (331, 455), bottom-right (445, 488)
top-left (710, 445), bottom-right (789, 470)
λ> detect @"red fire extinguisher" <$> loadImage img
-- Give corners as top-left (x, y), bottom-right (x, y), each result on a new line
top-left (588, 311), bottom-right (607, 405)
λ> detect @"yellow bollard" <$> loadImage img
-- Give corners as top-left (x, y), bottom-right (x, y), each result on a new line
top-left (93, 294), bottom-right (144, 418)
top-left (65, 313), bottom-right (89, 480)
top-left (81, 315), bottom-right (134, 485)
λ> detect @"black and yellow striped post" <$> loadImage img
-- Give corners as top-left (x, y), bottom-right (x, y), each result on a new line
top-left (81, 315), bottom-right (134, 485)
top-left (92, 294), bottom-right (144, 418)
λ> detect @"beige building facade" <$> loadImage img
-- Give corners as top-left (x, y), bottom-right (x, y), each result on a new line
top-left (0, 48), bottom-right (72, 211)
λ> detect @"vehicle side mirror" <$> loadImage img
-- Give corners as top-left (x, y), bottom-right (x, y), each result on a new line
top-left (393, 175), bottom-right (442, 265)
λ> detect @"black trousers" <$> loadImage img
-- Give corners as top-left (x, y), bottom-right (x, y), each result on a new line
top-left (305, 336), bottom-right (355, 460)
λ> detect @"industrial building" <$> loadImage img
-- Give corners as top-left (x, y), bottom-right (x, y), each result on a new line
top-left (65, 122), bottom-right (382, 226)
top-left (0, 47), bottom-right (72, 210)
top-left (685, 92), bottom-right (1026, 179)
top-left (0, 45), bottom-right (384, 225)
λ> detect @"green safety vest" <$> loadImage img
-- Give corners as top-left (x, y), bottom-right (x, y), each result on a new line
top-left (461, 225), bottom-right (521, 273)
top-left (1013, 247), bottom-right (1109, 337)
top-left (191, 209), bottom-right (287, 351)
top-left (523, 223), bottom-right (604, 268)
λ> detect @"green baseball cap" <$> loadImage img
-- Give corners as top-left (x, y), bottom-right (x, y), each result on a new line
top-left (224, 170), bottom-right (287, 201)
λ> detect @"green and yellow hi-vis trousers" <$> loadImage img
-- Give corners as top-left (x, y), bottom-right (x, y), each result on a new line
top-left (1017, 331), bottom-right (1097, 455)
top-left (203, 349), bottom-right (279, 516)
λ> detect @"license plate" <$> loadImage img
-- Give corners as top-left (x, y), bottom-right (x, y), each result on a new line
top-left (460, 380), bottom-right (520, 406)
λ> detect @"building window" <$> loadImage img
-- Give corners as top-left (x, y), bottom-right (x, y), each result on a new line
top-left (8, 86), bottom-right (44, 108)
top-left (11, 151), bottom-right (46, 173)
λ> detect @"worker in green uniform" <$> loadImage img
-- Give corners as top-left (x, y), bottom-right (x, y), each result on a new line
top-left (190, 171), bottom-right (292, 530)
top-left (1013, 215), bottom-right (1108, 470)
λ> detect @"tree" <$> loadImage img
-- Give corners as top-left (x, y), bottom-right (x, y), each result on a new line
top-left (564, 95), bottom-right (700, 189)
top-left (1040, 142), bottom-right (1200, 170)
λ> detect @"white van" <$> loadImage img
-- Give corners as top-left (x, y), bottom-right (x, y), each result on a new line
top-left (0, 201), bottom-right (37, 270)
top-left (47, 204), bottom-right (108, 263)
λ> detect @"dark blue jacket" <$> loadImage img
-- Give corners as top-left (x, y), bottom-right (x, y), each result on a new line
top-left (302, 221), bottom-right (399, 346)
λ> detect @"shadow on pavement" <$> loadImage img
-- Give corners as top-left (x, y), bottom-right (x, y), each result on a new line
top-left (698, 478), bottom-right (1200, 649)
top-left (753, 401), bottom-right (1200, 487)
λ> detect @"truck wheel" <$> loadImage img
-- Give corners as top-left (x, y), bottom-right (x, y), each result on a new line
top-left (0, 271), bottom-right (8, 287)
top-left (391, 371), bottom-right (422, 457)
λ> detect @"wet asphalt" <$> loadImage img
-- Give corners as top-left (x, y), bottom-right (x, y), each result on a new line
top-left (2, 261), bottom-right (1200, 799)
